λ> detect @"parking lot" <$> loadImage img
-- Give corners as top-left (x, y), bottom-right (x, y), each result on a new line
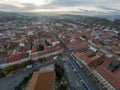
top-left (61, 57), bottom-right (89, 90)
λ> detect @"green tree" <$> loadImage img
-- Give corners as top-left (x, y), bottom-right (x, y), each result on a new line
top-left (117, 32), bottom-right (120, 40)
top-left (37, 45), bottom-right (44, 51)
top-left (38, 32), bottom-right (42, 36)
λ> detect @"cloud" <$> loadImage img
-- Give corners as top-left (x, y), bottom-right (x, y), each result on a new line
top-left (98, 6), bottom-right (120, 12)
top-left (0, 0), bottom-right (119, 15)
top-left (0, 4), bottom-right (24, 12)
top-left (0, 0), bottom-right (54, 6)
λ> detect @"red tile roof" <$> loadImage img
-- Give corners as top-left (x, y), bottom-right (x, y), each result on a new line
top-left (27, 70), bottom-right (55, 90)
top-left (31, 44), bottom-right (62, 58)
top-left (96, 59), bottom-right (120, 89)
top-left (7, 54), bottom-right (22, 63)
top-left (7, 53), bottom-right (29, 63)
top-left (75, 51), bottom-right (104, 67)
top-left (101, 34), bottom-right (110, 39)
top-left (62, 38), bottom-right (88, 50)
top-left (76, 52), bottom-right (90, 65)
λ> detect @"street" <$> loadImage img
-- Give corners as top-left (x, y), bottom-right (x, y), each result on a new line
top-left (67, 53), bottom-right (103, 90)
top-left (61, 57), bottom-right (87, 90)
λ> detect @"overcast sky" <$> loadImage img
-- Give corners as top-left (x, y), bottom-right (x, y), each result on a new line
top-left (0, 0), bottom-right (120, 15)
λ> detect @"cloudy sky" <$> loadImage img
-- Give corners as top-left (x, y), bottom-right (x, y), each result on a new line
top-left (0, 0), bottom-right (120, 15)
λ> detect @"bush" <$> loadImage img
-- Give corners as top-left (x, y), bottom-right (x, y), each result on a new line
top-left (37, 45), bottom-right (44, 51)
top-left (2, 60), bottom-right (34, 75)
top-left (54, 63), bottom-right (67, 90)
top-left (55, 63), bottom-right (64, 82)
top-left (2, 65), bottom-right (18, 75)
top-left (17, 73), bottom-right (33, 89)
top-left (38, 58), bottom-right (47, 63)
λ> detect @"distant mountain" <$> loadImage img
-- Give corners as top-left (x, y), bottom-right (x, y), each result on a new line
top-left (59, 14), bottom-right (120, 21)
top-left (18, 12), bottom-right (59, 17)
top-left (0, 11), bottom-right (119, 22)
top-left (99, 15), bottom-right (120, 20)
top-left (0, 11), bottom-right (29, 22)
top-left (0, 11), bottom-right (21, 17)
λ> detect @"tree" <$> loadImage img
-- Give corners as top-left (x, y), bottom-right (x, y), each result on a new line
top-left (38, 58), bottom-right (43, 63)
top-left (54, 63), bottom-right (67, 90)
top-left (30, 42), bottom-right (33, 50)
top-left (59, 84), bottom-right (67, 90)
top-left (38, 32), bottom-right (42, 37)
top-left (37, 45), bottom-right (44, 51)
top-left (14, 86), bottom-right (22, 90)
top-left (2, 60), bottom-right (34, 75)
top-left (38, 58), bottom-right (47, 63)
top-left (2, 65), bottom-right (17, 75)
top-left (55, 63), bottom-right (64, 82)
top-left (117, 32), bottom-right (120, 40)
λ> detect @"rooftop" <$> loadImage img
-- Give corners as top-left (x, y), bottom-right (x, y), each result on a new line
top-left (7, 52), bottom-right (29, 63)
top-left (27, 70), bottom-right (55, 90)
top-left (75, 50), bottom-right (104, 67)
top-left (96, 59), bottom-right (120, 89)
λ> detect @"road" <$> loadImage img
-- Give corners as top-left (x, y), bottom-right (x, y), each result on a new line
top-left (61, 57), bottom-right (88, 90)
top-left (67, 53), bottom-right (103, 90)
top-left (49, 27), bottom-right (69, 51)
